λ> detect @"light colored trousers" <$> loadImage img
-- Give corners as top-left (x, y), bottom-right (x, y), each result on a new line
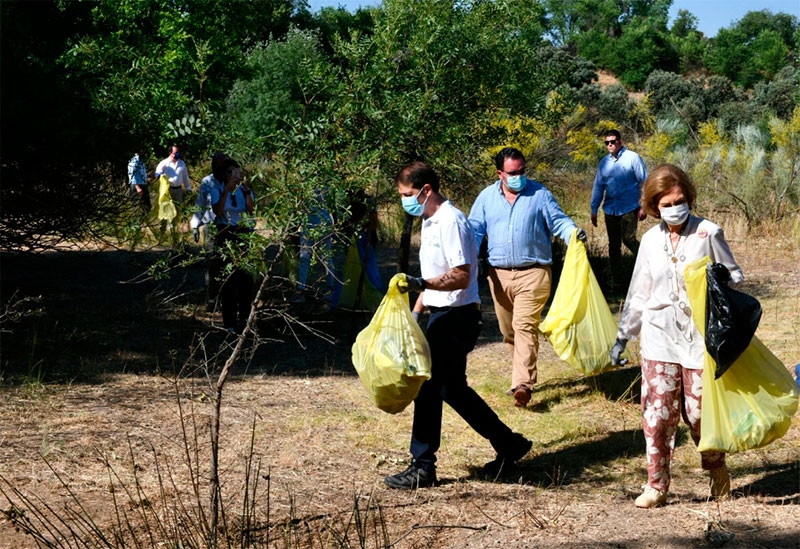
top-left (641, 358), bottom-right (725, 492)
top-left (488, 265), bottom-right (551, 391)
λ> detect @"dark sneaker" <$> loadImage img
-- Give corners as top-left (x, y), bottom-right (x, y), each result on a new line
top-left (384, 463), bottom-right (437, 490)
top-left (513, 385), bottom-right (532, 408)
top-left (483, 434), bottom-right (532, 477)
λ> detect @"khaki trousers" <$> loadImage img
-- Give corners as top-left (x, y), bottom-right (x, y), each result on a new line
top-left (488, 265), bottom-right (551, 391)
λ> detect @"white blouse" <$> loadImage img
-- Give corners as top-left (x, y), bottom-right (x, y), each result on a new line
top-left (617, 216), bottom-right (743, 369)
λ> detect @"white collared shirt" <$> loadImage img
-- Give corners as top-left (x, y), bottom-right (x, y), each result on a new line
top-left (618, 215), bottom-right (743, 368)
top-left (156, 157), bottom-right (191, 191)
top-left (419, 200), bottom-right (480, 308)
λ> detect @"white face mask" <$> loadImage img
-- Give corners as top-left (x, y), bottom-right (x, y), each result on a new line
top-left (660, 203), bottom-right (690, 226)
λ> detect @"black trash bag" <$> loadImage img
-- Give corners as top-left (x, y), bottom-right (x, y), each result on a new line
top-left (705, 263), bottom-right (762, 378)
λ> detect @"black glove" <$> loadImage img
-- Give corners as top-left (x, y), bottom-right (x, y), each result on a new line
top-left (610, 338), bottom-right (628, 366)
top-left (398, 274), bottom-right (426, 294)
top-left (192, 228), bottom-right (201, 243)
top-left (576, 228), bottom-right (587, 242)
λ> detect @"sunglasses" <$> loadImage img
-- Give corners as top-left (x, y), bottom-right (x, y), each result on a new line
top-left (605, 139), bottom-right (618, 145)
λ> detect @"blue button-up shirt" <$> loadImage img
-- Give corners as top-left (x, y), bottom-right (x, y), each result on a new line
top-left (190, 174), bottom-right (223, 229)
top-left (127, 154), bottom-right (147, 186)
top-left (468, 180), bottom-right (577, 268)
top-left (590, 147), bottom-right (647, 216)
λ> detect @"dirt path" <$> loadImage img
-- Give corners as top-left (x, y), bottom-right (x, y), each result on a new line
top-left (1, 238), bottom-right (799, 548)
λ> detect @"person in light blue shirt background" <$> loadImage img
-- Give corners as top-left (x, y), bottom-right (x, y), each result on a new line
top-left (211, 158), bottom-right (256, 333)
top-left (191, 152), bottom-right (229, 311)
top-left (469, 147), bottom-right (585, 408)
top-left (127, 150), bottom-right (151, 214)
top-left (590, 129), bottom-right (648, 287)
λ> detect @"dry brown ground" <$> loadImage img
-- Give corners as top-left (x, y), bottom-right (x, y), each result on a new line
top-left (1, 223), bottom-right (799, 548)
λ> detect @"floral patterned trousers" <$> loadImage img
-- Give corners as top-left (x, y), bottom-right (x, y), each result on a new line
top-left (641, 358), bottom-right (726, 492)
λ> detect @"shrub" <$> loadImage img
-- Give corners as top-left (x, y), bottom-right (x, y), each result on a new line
top-left (753, 65), bottom-right (799, 119)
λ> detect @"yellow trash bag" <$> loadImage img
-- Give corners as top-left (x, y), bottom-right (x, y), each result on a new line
top-left (684, 257), bottom-right (799, 453)
top-left (351, 273), bottom-right (432, 413)
top-left (338, 242), bottom-right (383, 311)
top-left (540, 229), bottom-right (623, 375)
top-left (157, 174), bottom-right (177, 222)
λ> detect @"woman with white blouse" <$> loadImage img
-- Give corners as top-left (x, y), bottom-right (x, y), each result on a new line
top-left (610, 164), bottom-right (742, 508)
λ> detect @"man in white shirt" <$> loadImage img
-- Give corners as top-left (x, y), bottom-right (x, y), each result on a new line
top-left (155, 144), bottom-right (191, 203)
top-left (384, 161), bottom-right (532, 490)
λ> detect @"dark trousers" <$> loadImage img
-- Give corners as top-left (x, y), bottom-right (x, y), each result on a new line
top-left (410, 305), bottom-right (516, 471)
top-left (129, 184), bottom-right (151, 214)
top-left (215, 226), bottom-right (254, 332)
top-left (605, 209), bottom-right (639, 277)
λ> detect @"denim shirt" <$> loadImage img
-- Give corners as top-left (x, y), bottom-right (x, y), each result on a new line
top-left (468, 180), bottom-right (576, 268)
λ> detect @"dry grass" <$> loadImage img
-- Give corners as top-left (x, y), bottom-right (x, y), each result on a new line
top-left (1, 215), bottom-right (799, 548)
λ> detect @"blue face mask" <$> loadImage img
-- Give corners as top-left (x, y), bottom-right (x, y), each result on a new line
top-left (402, 188), bottom-right (428, 217)
top-left (505, 174), bottom-right (527, 192)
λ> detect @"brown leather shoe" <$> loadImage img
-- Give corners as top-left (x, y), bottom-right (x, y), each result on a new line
top-left (513, 385), bottom-right (532, 407)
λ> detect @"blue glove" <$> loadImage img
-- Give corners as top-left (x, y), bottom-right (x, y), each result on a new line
top-left (610, 338), bottom-right (628, 366)
top-left (577, 228), bottom-right (587, 242)
top-left (411, 311), bottom-right (421, 322)
top-left (398, 275), bottom-right (426, 294)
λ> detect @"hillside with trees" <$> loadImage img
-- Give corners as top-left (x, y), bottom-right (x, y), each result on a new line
top-left (1, 0), bottom-right (797, 254)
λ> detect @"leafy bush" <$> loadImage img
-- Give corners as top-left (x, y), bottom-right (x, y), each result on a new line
top-left (226, 29), bottom-right (334, 143)
top-left (597, 84), bottom-right (633, 126)
top-left (644, 70), bottom-right (691, 117)
top-left (753, 65), bottom-right (799, 119)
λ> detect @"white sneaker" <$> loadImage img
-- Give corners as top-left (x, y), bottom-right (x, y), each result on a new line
top-left (635, 485), bottom-right (667, 508)
top-left (710, 466), bottom-right (730, 499)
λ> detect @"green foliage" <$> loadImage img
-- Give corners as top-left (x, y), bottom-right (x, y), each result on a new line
top-left (596, 84), bottom-right (633, 126)
top-left (167, 114), bottom-right (204, 138)
top-left (226, 29), bottom-right (335, 142)
top-left (293, 5), bottom-right (376, 58)
top-left (567, 0), bottom-right (676, 89)
top-left (669, 10), bottom-right (707, 73)
top-left (5, 0), bottom-right (800, 256)
top-left (705, 10), bottom-right (798, 89)
top-left (753, 65), bottom-right (799, 119)
top-left (610, 17), bottom-right (678, 89)
top-left (644, 71), bottom-right (748, 129)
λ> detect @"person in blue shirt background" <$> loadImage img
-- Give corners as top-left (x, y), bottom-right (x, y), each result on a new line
top-left (469, 147), bottom-right (586, 408)
top-left (191, 152), bottom-right (229, 311)
top-left (212, 158), bottom-right (255, 333)
top-left (127, 150), bottom-right (151, 214)
top-left (590, 129), bottom-right (648, 288)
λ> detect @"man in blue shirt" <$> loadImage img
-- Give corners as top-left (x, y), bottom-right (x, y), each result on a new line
top-left (469, 148), bottom-right (585, 408)
top-left (590, 129), bottom-right (647, 286)
top-left (127, 150), bottom-right (151, 214)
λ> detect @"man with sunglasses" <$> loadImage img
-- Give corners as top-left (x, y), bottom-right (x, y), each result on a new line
top-left (590, 129), bottom-right (648, 289)
top-left (469, 147), bottom-right (585, 408)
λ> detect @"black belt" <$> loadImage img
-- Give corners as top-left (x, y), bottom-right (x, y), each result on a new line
top-left (492, 264), bottom-right (540, 272)
top-left (428, 303), bottom-right (481, 314)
